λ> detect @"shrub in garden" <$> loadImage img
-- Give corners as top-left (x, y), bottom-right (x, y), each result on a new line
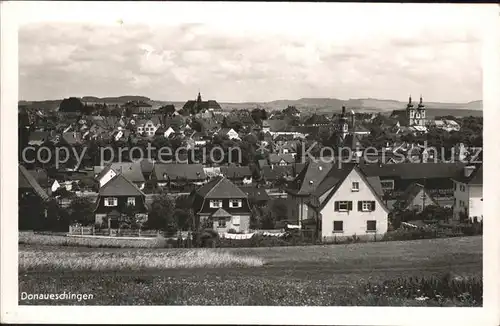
top-left (362, 273), bottom-right (482, 306)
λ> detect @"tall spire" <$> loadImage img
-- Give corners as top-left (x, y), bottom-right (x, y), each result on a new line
top-left (407, 94), bottom-right (414, 108)
top-left (196, 90), bottom-right (202, 103)
top-left (418, 94), bottom-right (424, 108)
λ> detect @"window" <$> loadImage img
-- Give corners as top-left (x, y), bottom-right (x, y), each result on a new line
top-left (460, 184), bottom-right (466, 192)
top-left (232, 216), bottom-right (240, 225)
top-left (460, 200), bottom-right (465, 207)
top-left (333, 221), bottom-right (343, 232)
top-left (335, 201), bottom-right (352, 212)
top-left (218, 218), bottom-right (227, 228)
top-left (367, 220), bottom-right (377, 232)
top-left (104, 197), bottom-right (118, 207)
top-left (127, 197), bottom-right (135, 206)
top-left (358, 201), bottom-right (375, 212)
top-left (229, 199), bottom-right (242, 208)
top-left (352, 182), bottom-right (359, 191)
top-left (380, 180), bottom-right (394, 190)
top-left (210, 200), bottom-right (222, 208)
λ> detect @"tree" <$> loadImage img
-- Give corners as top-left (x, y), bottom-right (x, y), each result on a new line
top-left (251, 108), bottom-right (268, 125)
top-left (59, 97), bottom-right (84, 113)
top-left (173, 208), bottom-right (194, 231)
top-left (68, 197), bottom-right (95, 226)
top-left (147, 193), bottom-right (176, 231)
top-left (120, 204), bottom-right (143, 230)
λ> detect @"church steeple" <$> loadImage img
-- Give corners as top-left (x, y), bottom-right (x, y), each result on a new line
top-left (418, 94), bottom-right (425, 108)
top-left (407, 94), bottom-right (414, 108)
top-left (196, 91), bottom-right (202, 103)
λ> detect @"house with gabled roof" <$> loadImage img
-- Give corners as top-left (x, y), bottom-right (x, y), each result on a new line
top-left (191, 176), bottom-right (251, 233)
top-left (393, 182), bottom-right (438, 212)
top-left (360, 162), bottom-right (465, 206)
top-left (94, 162), bottom-right (146, 189)
top-left (94, 174), bottom-right (148, 227)
top-left (268, 153), bottom-right (295, 166)
top-left (288, 162), bottom-right (389, 242)
top-left (452, 164), bottom-right (482, 222)
top-left (216, 127), bottom-right (240, 141)
top-left (151, 163), bottom-right (207, 188)
top-left (220, 165), bottom-right (253, 185)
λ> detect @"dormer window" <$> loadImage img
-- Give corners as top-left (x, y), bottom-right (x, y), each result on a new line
top-left (229, 199), bottom-right (242, 208)
top-left (210, 200), bottom-right (223, 208)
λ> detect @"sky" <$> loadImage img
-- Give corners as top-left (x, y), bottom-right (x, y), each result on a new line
top-left (15, 2), bottom-right (489, 103)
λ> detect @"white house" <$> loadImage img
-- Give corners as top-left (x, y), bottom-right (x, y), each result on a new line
top-left (137, 120), bottom-right (160, 137)
top-left (218, 128), bottom-right (241, 141)
top-left (452, 165), bottom-right (482, 222)
top-left (287, 161), bottom-right (388, 242)
top-left (164, 126), bottom-right (175, 138)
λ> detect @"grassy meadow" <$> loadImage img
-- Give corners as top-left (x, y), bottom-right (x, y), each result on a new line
top-left (18, 236), bottom-right (482, 306)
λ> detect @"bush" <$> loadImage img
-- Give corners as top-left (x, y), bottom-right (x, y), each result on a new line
top-left (382, 228), bottom-right (440, 242)
top-left (362, 273), bottom-right (482, 305)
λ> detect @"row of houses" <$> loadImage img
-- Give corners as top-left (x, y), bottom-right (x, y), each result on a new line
top-left (20, 159), bottom-right (483, 241)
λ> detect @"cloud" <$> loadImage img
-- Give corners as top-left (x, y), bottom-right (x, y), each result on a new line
top-left (19, 15), bottom-right (482, 102)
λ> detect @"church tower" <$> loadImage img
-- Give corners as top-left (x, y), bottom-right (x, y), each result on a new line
top-left (416, 95), bottom-right (426, 126)
top-left (338, 106), bottom-right (349, 139)
top-left (406, 95), bottom-right (416, 126)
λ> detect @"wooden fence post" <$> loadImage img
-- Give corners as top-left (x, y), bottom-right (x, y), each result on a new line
top-left (80, 226), bottom-right (83, 235)
top-left (92, 226), bottom-right (95, 235)
top-left (138, 229), bottom-right (141, 237)
top-left (69, 225), bottom-right (72, 234)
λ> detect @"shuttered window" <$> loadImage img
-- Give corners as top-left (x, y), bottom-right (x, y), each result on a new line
top-left (357, 201), bottom-right (376, 212)
top-left (334, 201), bottom-right (352, 211)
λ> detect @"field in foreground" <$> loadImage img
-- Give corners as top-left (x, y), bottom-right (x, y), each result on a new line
top-left (19, 236), bottom-right (482, 306)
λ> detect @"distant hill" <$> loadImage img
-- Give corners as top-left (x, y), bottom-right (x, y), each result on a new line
top-left (19, 96), bottom-right (483, 117)
top-left (81, 96), bottom-right (151, 103)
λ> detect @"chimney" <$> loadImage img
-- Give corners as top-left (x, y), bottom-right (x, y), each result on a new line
top-left (342, 106), bottom-right (346, 115)
top-left (464, 165), bottom-right (475, 178)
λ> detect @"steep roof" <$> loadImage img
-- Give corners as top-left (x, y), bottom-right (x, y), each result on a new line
top-left (98, 174), bottom-right (145, 197)
top-left (195, 176), bottom-right (248, 199)
top-left (394, 183), bottom-right (437, 209)
top-left (239, 186), bottom-right (271, 202)
top-left (308, 165), bottom-right (388, 212)
top-left (261, 164), bottom-right (305, 181)
top-left (211, 208), bottom-right (232, 218)
top-left (359, 162), bottom-right (466, 180)
top-left (220, 166), bottom-right (252, 178)
top-left (268, 153), bottom-right (295, 164)
top-left (94, 162), bottom-right (145, 183)
top-left (153, 163), bottom-right (206, 181)
top-left (311, 163), bottom-right (356, 198)
top-left (287, 160), bottom-right (334, 195)
top-left (19, 165), bottom-right (49, 200)
top-left (453, 165), bottom-right (482, 185)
